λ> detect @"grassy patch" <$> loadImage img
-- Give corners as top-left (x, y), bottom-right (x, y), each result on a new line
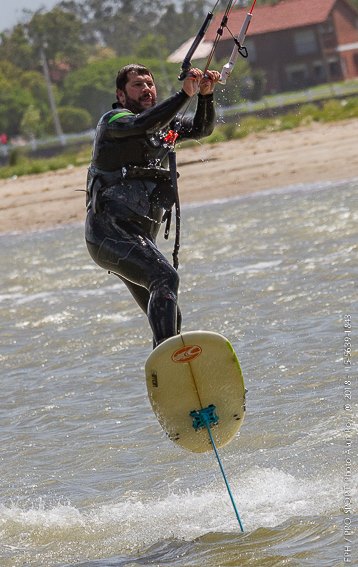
top-left (0, 147), bottom-right (91, 180)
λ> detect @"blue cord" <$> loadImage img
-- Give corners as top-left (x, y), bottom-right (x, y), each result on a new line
top-left (190, 406), bottom-right (244, 532)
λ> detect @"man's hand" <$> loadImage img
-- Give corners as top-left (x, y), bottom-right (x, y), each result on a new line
top-left (182, 68), bottom-right (203, 97)
top-left (199, 70), bottom-right (221, 95)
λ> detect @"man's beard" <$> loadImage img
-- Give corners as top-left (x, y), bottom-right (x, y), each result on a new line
top-left (122, 93), bottom-right (156, 114)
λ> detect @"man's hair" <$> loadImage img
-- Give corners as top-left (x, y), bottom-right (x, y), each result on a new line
top-left (116, 64), bottom-right (154, 91)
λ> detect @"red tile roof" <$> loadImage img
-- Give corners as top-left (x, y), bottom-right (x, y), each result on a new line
top-left (206, 0), bottom-right (340, 39)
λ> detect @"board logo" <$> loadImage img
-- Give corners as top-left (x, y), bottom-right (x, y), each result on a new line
top-left (171, 345), bottom-right (202, 363)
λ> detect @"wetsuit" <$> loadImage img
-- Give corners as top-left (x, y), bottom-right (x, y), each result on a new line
top-left (85, 89), bottom-right (215, 347)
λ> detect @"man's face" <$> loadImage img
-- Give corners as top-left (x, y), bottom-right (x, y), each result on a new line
top-left (117, 71), bottom-right (157, 113)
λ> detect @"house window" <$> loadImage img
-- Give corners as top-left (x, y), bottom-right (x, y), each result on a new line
top-left (328, 57), bottom-right (341, 78)
top-left (354, 53), bottom-right (358, 73)
top-left (286, 63), bottom-right (308, 86)
top-left (319, 19), bottom-right (334, 34)
top-left (294, 29), bottom-right (318, 55)
top-left (313, 61), bottom-right (325, 80)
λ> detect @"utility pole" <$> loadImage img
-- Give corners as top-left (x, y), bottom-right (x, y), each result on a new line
top-left (40, 46), bottom-right (66, 146)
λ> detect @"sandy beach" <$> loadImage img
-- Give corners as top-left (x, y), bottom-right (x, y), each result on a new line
top-left (0, 118), bottom-right (357, 234)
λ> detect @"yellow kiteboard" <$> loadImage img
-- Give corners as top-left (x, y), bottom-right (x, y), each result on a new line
top-left (145, 331), bottom-right (245, 453)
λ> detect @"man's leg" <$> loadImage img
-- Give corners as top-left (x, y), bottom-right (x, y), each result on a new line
top-left (116, 277), bottom-right (182, 345)
top-left (86, 217), bottom-right (181, 346)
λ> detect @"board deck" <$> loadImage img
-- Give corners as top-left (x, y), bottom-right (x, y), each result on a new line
top-left (145, 331), bottom-right (245, 453)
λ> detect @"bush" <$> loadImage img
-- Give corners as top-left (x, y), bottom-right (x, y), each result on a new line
top-left (205, 129), bottom-right (227, 144)
top-left (278, 113), bottom-right (302, 130)
top-left (220, 123), bottom-right (239, 140)
top-left (9, 147), bottom-right (24, 166)
top-left (298, 103), bottom-right (320, 121)
top-left (342, 97), bottom-right (358, 119)
top-left (320, 99), bottom-right (345, 122)
top-left (238, 115), bottom-right (270, 136)
top-left (57, 106), bottom-right (92, 133)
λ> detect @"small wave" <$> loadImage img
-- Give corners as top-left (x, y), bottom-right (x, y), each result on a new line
top-left (182, 176), bottom-right (358, 210)
top-left (0, 466), bottom-right (344, 567)
top-left (218, 260), bottom-right (282, 277)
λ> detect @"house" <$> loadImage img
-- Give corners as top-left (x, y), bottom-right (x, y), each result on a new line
top-left (169, 0), bottom-right (358, 94)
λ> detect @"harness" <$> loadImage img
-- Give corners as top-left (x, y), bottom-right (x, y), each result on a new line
top-left (87, 133), bottom-right (182, 269)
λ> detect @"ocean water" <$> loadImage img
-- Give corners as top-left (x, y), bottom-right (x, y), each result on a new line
top-left (0, 179), bottom-right (357, 566)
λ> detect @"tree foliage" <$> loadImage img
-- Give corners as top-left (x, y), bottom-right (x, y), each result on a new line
top-left (27, 7), bottom-right (90, 71)
top-left (20, 105), bottom-right (43, 139)
top-left (56, 106), bottom-right (92, 133)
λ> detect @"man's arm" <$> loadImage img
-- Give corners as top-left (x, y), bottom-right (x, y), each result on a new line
top-left (103, 69), bottom-right (204, 140)
top-left (104, 90), bottom-right (189, 139)
top-left (175, 93), bottom-right (215, 140)
top-left (174, 70), bottom-right (220, 140)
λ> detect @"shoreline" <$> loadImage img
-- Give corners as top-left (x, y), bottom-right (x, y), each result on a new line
top-left (0, 118), bottom-right (357, 235)
top-left (1, 176), bottom-right (353, 239)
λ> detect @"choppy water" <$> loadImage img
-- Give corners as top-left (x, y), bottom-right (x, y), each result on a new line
top-left (0, 179), bottom-right (357, 567)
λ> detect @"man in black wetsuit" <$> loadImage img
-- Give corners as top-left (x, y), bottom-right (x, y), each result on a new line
top-left (85, 63), bottom-right (219, 348)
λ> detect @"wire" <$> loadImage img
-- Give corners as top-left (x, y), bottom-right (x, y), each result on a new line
top-left (204, 0), bottom-right (238, 74)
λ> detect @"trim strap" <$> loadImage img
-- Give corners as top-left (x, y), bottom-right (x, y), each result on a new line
top-left (108, 111), bottom-right (134, 124)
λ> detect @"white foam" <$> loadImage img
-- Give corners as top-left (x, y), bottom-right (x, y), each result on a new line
top-left (15, 311), bottom-right (73, 329)
top-left (0, 466), bottom-right (344, 554)
top-left (218, 260), bottom-right (282, 277)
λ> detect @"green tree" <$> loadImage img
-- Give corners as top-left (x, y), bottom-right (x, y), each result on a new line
top-left (80, 0), bottom-right (170, 56)
top-left (21, 70), bottom-right (50, 110)
top-left (134, 34), bottom-right (169, 60)
top-left (57, 106), bottom-right (92, 133)
top-left (62, 58), bottom-right (124, 124)
top-left (156, 1), bottom-right (208, 52)
top-left (27, 7), bottom-right (90, 76)
top-left (20, 105), bottom-right (43, 139)
top-left (0, 6), bottom-right (91, 81)
top-left (0, 24), bottom-right (35, 71)
top-left (0, 76), bottom-right (34, 136)
top-left (0, 62), bottom-right (55, 138)
top-left (0, 60), bottom-right (21, 81)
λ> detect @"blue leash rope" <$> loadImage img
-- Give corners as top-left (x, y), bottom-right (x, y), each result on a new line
top-left (190, 406), bottom-right (244, 532)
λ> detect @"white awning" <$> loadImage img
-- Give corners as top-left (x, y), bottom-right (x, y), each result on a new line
top-left (167, 37), bottom-right (214, 63)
